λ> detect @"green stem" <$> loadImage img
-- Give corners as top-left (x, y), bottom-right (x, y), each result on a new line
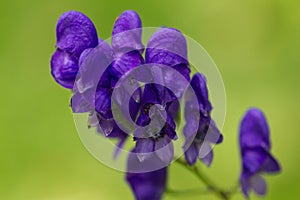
top-left (175, 158), bottom-right (230, 200)
top-left (166, 187), bottom-right (210, 197)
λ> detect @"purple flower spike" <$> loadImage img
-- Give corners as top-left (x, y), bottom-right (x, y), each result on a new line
top-left (183, 73), bottom-right (223, 166)
top-left (51, 11), bottom-right (98, 89)
top-left (112, 10), bottom-right (144, 54)
top-left (240, 108), bottom-right (281, 198)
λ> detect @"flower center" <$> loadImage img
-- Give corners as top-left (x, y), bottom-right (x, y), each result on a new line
top-left (143, 103), bottom-right (154, 115)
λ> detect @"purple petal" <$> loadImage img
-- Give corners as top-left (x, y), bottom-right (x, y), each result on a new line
top-left (240, 108), bottom-right (270, 150)
top-left (172, 63), bottom-right (191, 82)
top-left (108, 125), bottom-right (128, 158)
top-left (136, 111), bottom-right (151, 128)
top-left (74, 44), bottom-right (114, 114)
top-left (184, 142), bottom-right (199, 166)
top-left (113, 136), bottom-right (127, 158)
top-left (78, 48), bottom-right (93, 67)
top-left (198, 141), bottom-right (212, 159)
top-left (76, 42), bottom-right (113, 92)
top-left (146, 27), bottom-right (188, 67)
top-left (111, 80), bottom-right (142, 131)
top-left (77, 40), bottom-right (113, 90)
top-left (200, 149), bottom-right (213, 167)
top-left (71, 90), bottom-right (91, 113)
top-left (190, 73), bottom-right (212, 116)
top-left (126, 167), bottom-right (167, 200)
top-left (151, 66), bottom-right (187, 102)
top-left (250, 174), bottom-right (267, 196)
top-left (110, 50), bottom-right (144, 79)
top-left (164, 115), bottom-right (177, 140)
top-left (94, 89), bottom-right (112, 119)
top-left (242, 147), bottom-right (267, 174)
top-left (141, 84), bottom-right (161, 105)
top-left (88, 111), bottom-right (99, 127)
top-left (112, 10), bottom-right (144, 54)
top-left (56, 11), bottom-right (98, 57)
top-left (241, 175), bottom-right (251, 198)
top-left (206, 120), bottom-right (223, 144)
top-left (136, 138), bottom-right (155, 162)
top-left (260, 152), bottom-right (281, 174)
top-left (183, 103), bottom-right (200, 139)
top-left (51, 49), bottom-right (79, 89)
top-left (155, 136), bottom-right (174, 164)
top-left (97, 117), bottom-right (114, 136)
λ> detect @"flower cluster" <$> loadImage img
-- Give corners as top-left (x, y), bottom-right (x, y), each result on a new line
top-left (51, 10), bottom-right (281, 200)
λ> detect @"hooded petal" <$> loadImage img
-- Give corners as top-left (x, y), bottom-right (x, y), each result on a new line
top-left (146, 27), bottom-right (188, 66)
top-left (51, 49), bottom-right (79, 89)
top-left (146, 28), bottom-right (190, 82)
top-left (112, 10), bottom-right (144, 54)
top-left (240, 108), bottom-right (270, 150)
top-left (56, 11), bottom-right (98, 57)
top-left (126, 167), bottom-right (167, 200)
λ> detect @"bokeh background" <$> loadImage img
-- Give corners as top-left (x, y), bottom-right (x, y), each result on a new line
top-left (1, 0), bottom-right (299, 199)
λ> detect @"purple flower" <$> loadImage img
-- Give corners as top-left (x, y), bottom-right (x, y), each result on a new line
top-left (72, 11), bottom-right (144, 140)
top-left (239, 108), bottom-right (281, 198)
top-left (51, 10), bottom-right (144, 156)
top-left (132, 28), bottom-right (190, 164)
top-left (51, 11), bottom-right (98, 89)
top-left (126, 168), bottom-right (167, 200)
top-left (134, 84), bottom-right (178, 164)
top-left (126, 149), bottom-right (167, 200)
top-left (183, 73), bottom-right (223, 166)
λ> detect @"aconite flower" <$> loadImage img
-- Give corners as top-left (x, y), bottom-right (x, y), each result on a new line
top-left (239, 108), bottom-right (281, 198)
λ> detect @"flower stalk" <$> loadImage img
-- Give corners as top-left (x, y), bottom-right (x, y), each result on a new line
top-left (174, 158), bottom-right (234, 200)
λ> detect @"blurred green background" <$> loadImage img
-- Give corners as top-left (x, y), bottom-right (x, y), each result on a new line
top-left (0, 0), bottom-right (299, 199)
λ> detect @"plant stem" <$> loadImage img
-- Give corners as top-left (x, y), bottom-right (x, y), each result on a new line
top-left (166, 187), bottom-right (210, 197)
top-left (175, 158), bottom-right (230, 200)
